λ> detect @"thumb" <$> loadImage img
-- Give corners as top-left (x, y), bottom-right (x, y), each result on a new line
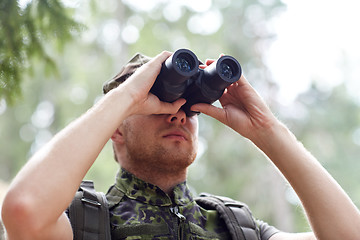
top-left (156, 98), bottom-right (187, 114)
top-left (191, 103), bottom-right (226, 123)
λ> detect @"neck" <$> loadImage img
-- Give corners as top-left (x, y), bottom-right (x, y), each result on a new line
top-left (120, 164), bottom-right (188, 194)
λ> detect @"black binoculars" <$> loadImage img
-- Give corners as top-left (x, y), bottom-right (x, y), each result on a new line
top-left (150, 49), bottom-right (242, 116)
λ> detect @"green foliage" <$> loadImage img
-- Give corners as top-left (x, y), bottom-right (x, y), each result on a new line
top-left (290, 84), bottom-right (360, 203)
top-left (0, 0), bottom-right (84, 104)
top-left (2, 0), bottom-right (360, 233)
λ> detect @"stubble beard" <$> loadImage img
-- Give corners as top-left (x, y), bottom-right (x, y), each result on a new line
top-left (125, 138), bottom-right (197, 176)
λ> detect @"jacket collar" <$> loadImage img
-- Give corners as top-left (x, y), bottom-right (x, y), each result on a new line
top-left (114, 168), bottom-right (194, 207)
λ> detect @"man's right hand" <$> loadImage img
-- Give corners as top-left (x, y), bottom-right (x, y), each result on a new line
top-left (114, 51), bottom-right (186, 118)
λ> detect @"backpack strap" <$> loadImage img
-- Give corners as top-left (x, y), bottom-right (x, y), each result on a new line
top-left (66, 181), bottom-right (111, 240)
top-left (195, 193), bottom-right (261, 240)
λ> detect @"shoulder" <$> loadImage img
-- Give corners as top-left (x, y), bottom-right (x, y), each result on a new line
top-left (196, 193), bottom-right (280, 240)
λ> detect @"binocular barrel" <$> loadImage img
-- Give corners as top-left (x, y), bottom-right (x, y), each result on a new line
top-left (150, 49), bottom-right (199, 102)
top-left (150, 49), bottom-right (242, 116)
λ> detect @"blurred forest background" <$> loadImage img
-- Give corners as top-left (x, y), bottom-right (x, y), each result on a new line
top-left (1, 0), bottom-right (360, 234)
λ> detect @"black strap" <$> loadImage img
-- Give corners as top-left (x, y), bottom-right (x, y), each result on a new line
top-left (67, 183), bottom-right (260, 240)
top-left (67, 181), bottom-right (111, 240)
top-left (196, 193), bottom-right (260, 240)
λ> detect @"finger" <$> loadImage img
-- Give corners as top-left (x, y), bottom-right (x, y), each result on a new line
top-left (156, 98), bottom-right (186, 114)
top-left (141, 51), bottom-right (172, 75)
top-left (191, 103), bottom-right (226, 123)
top-left (237, 74), bottom-right (250, 87)
top-left (205, 59), bottom-right (216, 66)
top-left (199, 59), bottom-right (216, 69)
top-left (199, 64), bottom-right (207, 69)
top-left (152, 50), bottom-right (172, 64)
top-left (127, 51), bottom-right (172, 89)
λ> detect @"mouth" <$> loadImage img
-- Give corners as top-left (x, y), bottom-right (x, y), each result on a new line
top-left (162, 130), bottom-right (188, 141)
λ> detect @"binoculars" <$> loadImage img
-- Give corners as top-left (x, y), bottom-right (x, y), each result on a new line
top-left (150, 49), bottom-right (242, 116)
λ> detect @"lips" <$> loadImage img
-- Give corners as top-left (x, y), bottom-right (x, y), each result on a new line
top-left (162, 130), bottom-right (188, 141)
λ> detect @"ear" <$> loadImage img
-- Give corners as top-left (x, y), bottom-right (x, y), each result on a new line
top-left (111, 127), bottom-right (124, 144)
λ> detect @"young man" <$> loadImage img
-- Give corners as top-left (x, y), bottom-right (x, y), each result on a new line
top-left (2, 51), bottom-right (360, 240)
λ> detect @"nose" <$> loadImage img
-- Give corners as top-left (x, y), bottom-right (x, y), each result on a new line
top-left (165, 109), bottom-right (187, 125)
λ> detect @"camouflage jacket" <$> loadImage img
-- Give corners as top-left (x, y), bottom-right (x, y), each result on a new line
top-left (106, 168), bottom-right (279, 240)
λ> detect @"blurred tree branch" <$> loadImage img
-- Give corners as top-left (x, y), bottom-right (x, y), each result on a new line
top-left (0, 0), bottom-right (85, 104)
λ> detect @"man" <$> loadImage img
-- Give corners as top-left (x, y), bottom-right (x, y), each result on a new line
top-left (2, 51), bottom-right (360, 240)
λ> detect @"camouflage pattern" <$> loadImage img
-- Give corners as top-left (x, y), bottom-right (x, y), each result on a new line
top-left (106, 168), bottom-right (278, 240)
top-left (106, 168), bottom-right (230, 240)
top-left (102, 53), bottom-right (152, 94)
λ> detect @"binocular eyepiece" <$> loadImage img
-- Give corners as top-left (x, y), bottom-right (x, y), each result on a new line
top-left (150, 49), bottom-right (242, 116)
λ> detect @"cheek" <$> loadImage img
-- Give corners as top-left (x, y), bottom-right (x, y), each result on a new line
top-left (189, 117), bottom-right (199, 135)
top-left (122, 120), bottom-right (138, 142)
top-left (123, 120), bottom-right (153, 146)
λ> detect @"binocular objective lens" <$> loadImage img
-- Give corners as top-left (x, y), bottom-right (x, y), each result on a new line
top-left (220, 62), bottom-right (233, 79)
top-left (175, 57), bottom-right (192, 72)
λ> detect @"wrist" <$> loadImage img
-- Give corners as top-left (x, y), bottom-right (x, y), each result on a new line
top-left (101, 86), bottom-right (138, 122)
top-left (250, 120), bottom-right (296, 156)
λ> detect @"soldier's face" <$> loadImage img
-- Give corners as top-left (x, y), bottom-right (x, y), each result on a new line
top-left (120, 110), bottom-right (199, 172)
